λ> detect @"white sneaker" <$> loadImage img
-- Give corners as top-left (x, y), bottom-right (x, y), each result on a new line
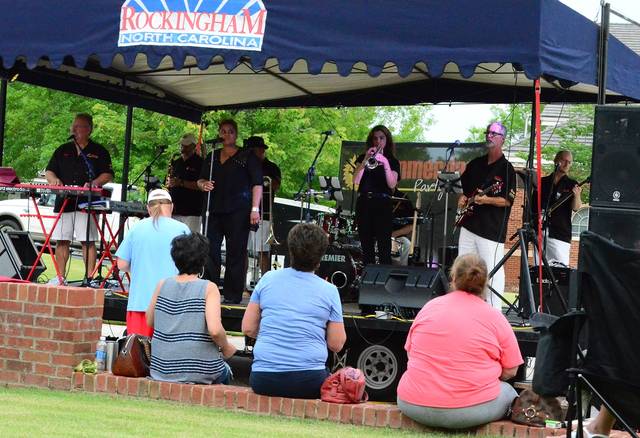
top-left (47, 277), bottom-right (67, 286)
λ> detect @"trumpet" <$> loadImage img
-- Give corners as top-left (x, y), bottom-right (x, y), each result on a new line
top-left (365, 144), bottom-right (384, 170)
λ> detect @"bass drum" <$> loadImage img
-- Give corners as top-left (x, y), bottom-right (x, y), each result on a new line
top-left (317, 244), bottom-right (361, 301)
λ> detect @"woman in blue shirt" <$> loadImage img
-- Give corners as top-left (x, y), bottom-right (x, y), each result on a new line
top-left (242, 223), bottom-right (347, 399)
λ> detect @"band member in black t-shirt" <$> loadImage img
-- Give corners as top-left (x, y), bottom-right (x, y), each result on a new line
top-left (457, 122), bottom-right (516, 310)
top-left (353, 125), bottom-right (401, 265)
top-left (533, 150), bottom-right (581, 266)
top-left (167, 133), bottom-right (204, 233)
top-left (245, 136), bottom-right (281, 274)
top-left (45, 113), bottom-right (114, 285)
top-left (197, 119), bottom-right (263, 304)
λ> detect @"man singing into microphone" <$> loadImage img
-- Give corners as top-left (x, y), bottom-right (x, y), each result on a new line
top-left (166, 134), bottom-right (204, 233)
top-left (533, 150), bottom-right (581, 266)
top-left (456, 122), bottom-right (516, 311)
top-left (45, 113), bottom-right (114, 285)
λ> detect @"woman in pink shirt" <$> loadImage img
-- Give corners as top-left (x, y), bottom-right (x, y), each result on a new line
top-left (397, 254), bottom-right (523, 429)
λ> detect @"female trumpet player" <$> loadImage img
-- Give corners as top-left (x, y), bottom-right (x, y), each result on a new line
top-left (353, 125), bottom-right (401, 265)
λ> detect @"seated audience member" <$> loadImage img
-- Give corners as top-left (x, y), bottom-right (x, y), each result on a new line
top-left (241, 223), bottom-right (346, 399)
top-left (116, 189), bottom-right (190, 336)
top-left (146, 233), bottom-right (237, 384)
top-left (397, 253), bottom-right (523, 429)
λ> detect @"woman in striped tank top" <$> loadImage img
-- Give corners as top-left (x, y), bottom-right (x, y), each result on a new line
top-left (146, 233), bottom-right (237, 384)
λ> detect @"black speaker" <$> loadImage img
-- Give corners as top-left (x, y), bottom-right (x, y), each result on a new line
top-left (524, 266), bottom-right (574, 317)
top-left (588, 206), bottom-right (640, 250)
top-left (358, 265), bottom-right (448, 317)
top-left (590, 106), bottom-right (640, 209)
top-left (0, 231), bottom-right (46, 280)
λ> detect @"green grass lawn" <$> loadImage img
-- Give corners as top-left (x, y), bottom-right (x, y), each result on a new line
top-left (38, 253), bottom-right (111, 284)
top-left (0, 387), bottom-right (460, 438)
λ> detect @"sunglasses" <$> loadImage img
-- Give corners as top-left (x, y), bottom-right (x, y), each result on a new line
top-left (486, 131), bottom-right (504, 137)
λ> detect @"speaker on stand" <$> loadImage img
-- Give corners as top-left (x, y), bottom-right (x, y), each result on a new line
top-left (588, 106), bottom-right (640, 250)
top-left (0, 231), bottom-right (46, 280)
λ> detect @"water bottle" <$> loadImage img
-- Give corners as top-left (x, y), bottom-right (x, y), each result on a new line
top-left (95, 336), bottom-right (107, 372)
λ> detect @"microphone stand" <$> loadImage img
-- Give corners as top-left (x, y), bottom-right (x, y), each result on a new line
top-left (294, 132), bottom-right (331, 223)
top-left (73, 137), bottom-right (96, 287)
top-left (128, 146), bottom-right (167, 197)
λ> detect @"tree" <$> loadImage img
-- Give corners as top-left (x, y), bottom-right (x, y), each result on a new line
top-left (3, 82), bottom-right (432, 199)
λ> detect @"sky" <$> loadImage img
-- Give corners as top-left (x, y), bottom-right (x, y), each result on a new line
top-left (425, 0), bottom-right (640, 142)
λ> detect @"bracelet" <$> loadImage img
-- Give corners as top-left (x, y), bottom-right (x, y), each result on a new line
top-left (251, 207), bottom-right (260, 213)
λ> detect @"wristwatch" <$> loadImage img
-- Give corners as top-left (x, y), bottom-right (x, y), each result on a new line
top-left (251, 207), bottom-right (260, 213)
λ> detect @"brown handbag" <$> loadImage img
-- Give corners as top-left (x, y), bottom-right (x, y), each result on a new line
top-left (112, 334), bottom-right (151, 378)
top-left (320, 367), bottom-right (368, 404)
top-left (510, 389), bottom-right (563, 427)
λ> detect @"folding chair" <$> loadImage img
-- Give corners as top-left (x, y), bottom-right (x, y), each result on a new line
top-left (565, 231), bottom-right (640, 438)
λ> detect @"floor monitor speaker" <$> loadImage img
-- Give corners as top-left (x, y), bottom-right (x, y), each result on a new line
top-left (0, 231), bottom-right (46, 280)
top-left (358, 265), bottom-right (448, 318)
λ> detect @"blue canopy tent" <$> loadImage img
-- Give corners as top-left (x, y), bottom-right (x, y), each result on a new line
top-left (0, 0), bottom-right (639, 125)
top-left (0, 0), bottom-right (639, 195)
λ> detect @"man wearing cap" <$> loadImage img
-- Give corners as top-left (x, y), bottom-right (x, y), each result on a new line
top-left (456, 122), bottom-right (517, 311)
top-left (166, 133), bottom-right (204, 233)
top-left (116, 189), bottom-right (190, 336)
top-left (246, 136), bottom-right (282, 275)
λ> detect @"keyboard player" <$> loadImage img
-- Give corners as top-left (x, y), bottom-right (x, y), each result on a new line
top-left (45, 113), bottom-right (114, 284)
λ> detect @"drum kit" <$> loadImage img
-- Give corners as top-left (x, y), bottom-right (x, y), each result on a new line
top-left (314, 209), bottom-right (362, 301)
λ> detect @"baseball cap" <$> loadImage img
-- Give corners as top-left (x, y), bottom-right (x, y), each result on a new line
top-left (245, 135), bottom-right (268, 149)
top-left (180, 133), bottom-right (197, 146)
top-left (147, 189), bottom-right (172, 203)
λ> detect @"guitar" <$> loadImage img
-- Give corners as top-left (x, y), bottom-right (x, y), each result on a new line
top-left (542, 176), bottom-right (590, 225)
top-left (454, 179), bottom-right (504, 228)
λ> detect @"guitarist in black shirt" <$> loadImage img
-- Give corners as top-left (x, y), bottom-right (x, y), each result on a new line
top-left (533, 150), bottom-right (582, 266)
top-left (456, 122), bottom-right (516, 311)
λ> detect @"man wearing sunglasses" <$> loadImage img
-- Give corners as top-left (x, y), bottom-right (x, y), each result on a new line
top-left (456, 122), bottom-right (517, 311)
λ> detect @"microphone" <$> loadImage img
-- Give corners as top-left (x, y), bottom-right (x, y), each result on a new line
top-left (204, 137), bottom-right (223, 145)
top-left (321, 130), bottom-right (335, 136)
top-left (67, 134), bottom-right (75, 140)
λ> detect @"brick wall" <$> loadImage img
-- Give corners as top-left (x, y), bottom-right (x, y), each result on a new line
top-left (71, 373), bottom-right (568, 438)
top-left (0, 283), bottom-right (103, 389)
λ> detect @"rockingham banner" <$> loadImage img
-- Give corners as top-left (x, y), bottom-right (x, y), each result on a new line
top-left (118, 0), bottom-right (267, 50)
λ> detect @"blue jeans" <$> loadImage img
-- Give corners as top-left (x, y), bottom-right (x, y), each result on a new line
top-left (214, 362), bottom-right (233, 385)
top-left (250, 369), bottom-right (329, 399)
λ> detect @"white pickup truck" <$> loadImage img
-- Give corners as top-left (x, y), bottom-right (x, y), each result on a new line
top-left (0, 181), bottom-right (142, 242)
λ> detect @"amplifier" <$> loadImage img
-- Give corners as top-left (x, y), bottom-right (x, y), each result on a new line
top-left (358, 265), bottom-right (448, 318)
top-left (525, 266), bottom-right (575, 317)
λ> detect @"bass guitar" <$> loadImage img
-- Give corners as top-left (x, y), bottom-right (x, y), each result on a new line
top-left (454, 180), bottom-right (503, 228)
top-left (542, 176), bottom-right (590, 226)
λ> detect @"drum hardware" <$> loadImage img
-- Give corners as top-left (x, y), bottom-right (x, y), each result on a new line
top-left (436, 171), bottom-right (462, 265)
top-left (390, 237), bottom-right (402, 259)
top-left (262, 176), bottom-right (279, 246)
top-left (409, 191), bottom-right (422, 257)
